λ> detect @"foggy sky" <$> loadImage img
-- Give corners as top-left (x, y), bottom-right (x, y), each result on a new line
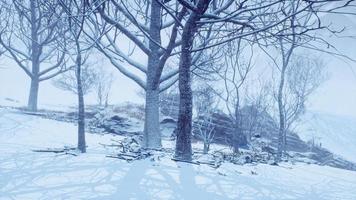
top-left (0, 12), bottom-right (355, 118)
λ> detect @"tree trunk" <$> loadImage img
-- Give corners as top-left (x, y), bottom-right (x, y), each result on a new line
top-left (142, 0), bottom-right (162, 149)
top-left (232, 125), bottom-right (240, 154)
top-left (277, 66), bottom-right (287, 160)
top-left (175, 25), bottom-right (195, 161)
top-left (175, 0), bottom-right (210, 161)
top-left (104, 94), bottom-right (109, 108)
top-left (203, 141), bottom-right (209, 154)
top-left (77, 76), bottom-right (86, 153)
top-left (76, 43), bottom-right (86, 153)
top-left (98, 87), bottom-right (103, 106)
top-left (175, 66), bottom-right (193, 160)
top-left (143, 88), bottom-right (161, 148)
top-left (232, 103), bottom-right (241, 153)
top-left (27, 76), bottom-right (39, 111)
top-left (27, 0), bottom-right (40, 112)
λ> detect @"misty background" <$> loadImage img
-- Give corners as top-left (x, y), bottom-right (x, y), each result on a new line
top-left (1, 12), bottom-right (355, 117)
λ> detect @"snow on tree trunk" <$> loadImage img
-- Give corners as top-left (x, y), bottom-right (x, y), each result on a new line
top-left (27, 0), bottom-right (40, 112)
top-left (27, 76), bottom-right (39, 111)
top-left (175, 26), bottom-right (194, 160)
top-left (143, 88), bottom-right (161, 148)
top-left (175, 0), bottom-right (209, 161)
top-left (142, 0), bottom-right (162, 149)
top-left (175, 69), bottom-right (193, 160)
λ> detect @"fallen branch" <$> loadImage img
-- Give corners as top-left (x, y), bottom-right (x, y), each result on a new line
top-left (106, 154), bottom-right (136, 162)
top-left (106, 151), bottom-right (153, 162)
top-left (32, 147), bottom-right (77, 156)
top-left (99, 143), bottom-right (122, 148)
top-left (32, 149), bottom-right (66, 153)
top-left (171, 158), bottom-right (201, 165)
top-left (197, 160), bottom-right (221, 168)
top-left (63, 152), bottom-right (78, 156)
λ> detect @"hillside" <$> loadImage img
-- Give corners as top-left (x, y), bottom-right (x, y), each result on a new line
top-left (1, 107), bottom-right (356, 200)
top-left (297, 112), bottom-right (356, 163)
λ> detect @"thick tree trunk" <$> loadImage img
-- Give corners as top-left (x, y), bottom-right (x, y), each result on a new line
top-left (76, 43), bottom-right (86, 153)
top-left (27, 76), bottom-right (39, 111)
top-left (142, 0), bottom-right (162, 149)
top-left (175, 25), bottom-right (194, 161)
top-left (143, 88), bottom-right (161, 148)
top-left (175, 66), bottom-right (193, 160)
top-left (175, 0), bottom-right (210, 161)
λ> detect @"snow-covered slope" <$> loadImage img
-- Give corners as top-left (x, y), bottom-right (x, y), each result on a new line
top-left (1, 108), bottom-right (356, 200)
top-left (296, 112), bottom-right (356, 163)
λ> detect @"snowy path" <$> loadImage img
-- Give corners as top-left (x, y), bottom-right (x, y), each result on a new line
top-left (1, 108), bottom-right (356, 200)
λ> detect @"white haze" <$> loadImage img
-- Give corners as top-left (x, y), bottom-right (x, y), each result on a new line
top-left (0, 13), bottom-right (355, 117)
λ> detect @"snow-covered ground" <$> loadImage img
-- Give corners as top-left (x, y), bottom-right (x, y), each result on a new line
top-left (0, 97), bottom-right (76, 113)
top-left (1, 108), bottom-right (356, 200)
top-left (297, 111), bottom-right (356, 163)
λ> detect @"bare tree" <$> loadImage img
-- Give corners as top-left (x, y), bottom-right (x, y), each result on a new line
top-left (214, 39), bottom-right (254, 153)
top-left (243, 80), bottom-right (273, 142)
top-left (0, 0), bottom-right (68, 111)
top-left (94, 66), bottom-right (113, 107)
top-left (92, 0), bottom-right (187, 149)
top-left (253, 0), bottom-right (355, 160)
top-left (257, 0), bottom-right (321, 160)
top-left (173, 0), bottom-right (348, 160)
top-left (57, 0), bottom-right (93, 153)
top-left (270, 53), bottom-right (326, 160)
top-left (194, 113), bottom-right (215, 154)
top-left (193, 85), bottom-right (217, 154)
top-left (174, 0), bottom-right (213, 161)
top-left (284, 54), bottom-right (326, 132)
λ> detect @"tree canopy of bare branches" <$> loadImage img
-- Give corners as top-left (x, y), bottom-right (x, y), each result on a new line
top-left (0, 0), bottom-right (69, 111)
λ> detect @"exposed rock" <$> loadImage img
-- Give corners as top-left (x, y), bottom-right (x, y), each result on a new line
top-left (160, 117), bottom-right (177, 138)
top-left (160, 117), bottom-right (176, 124)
